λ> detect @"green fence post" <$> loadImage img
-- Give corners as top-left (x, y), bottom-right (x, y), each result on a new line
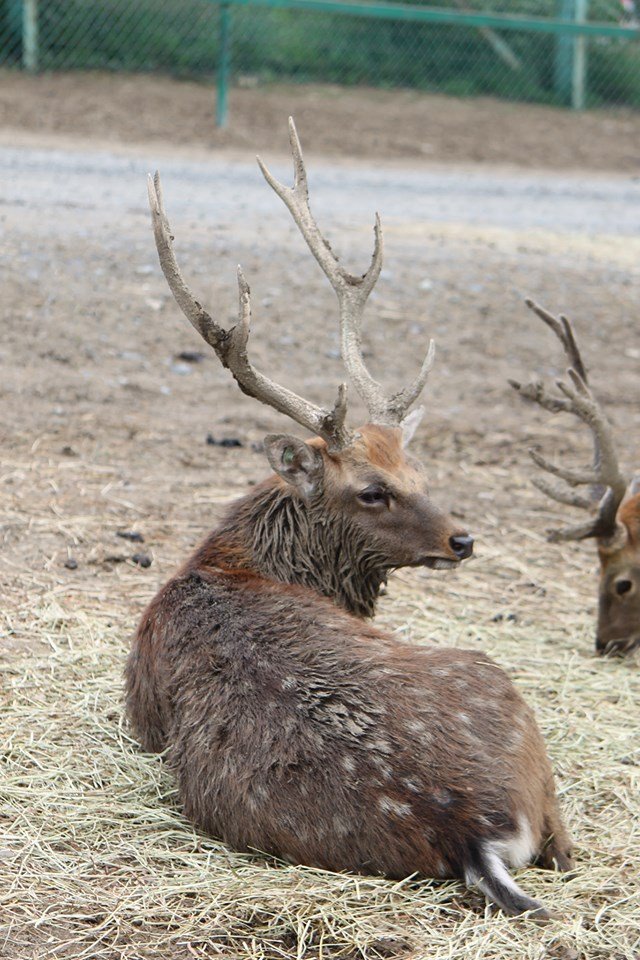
top-left (216, 3), bottom-right (231, 128)
top-left (554, 0), bottom-right (573, 104)
top-left (572, 0), bottom-right (588, 110)
top-left (554, 0), bottom-right (589, 108)
top-left (23, 0), bottom-right (39, 72)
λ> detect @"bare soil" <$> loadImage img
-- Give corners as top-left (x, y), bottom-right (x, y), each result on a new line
top-left (1, 69), bottom-right (640, 170)
top-left (1, 73), bottom-right (639, 959)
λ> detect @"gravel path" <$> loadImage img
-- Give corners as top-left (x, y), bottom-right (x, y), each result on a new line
top-left (2, 144), bottom-right (639, 240)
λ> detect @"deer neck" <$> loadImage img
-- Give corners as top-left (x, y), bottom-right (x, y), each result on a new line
top-left (196, 481), bottom-right (387, 618)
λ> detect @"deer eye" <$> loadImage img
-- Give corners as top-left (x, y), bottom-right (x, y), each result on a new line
top-left (615, 578), bottom-right (633, 597)
top-left (357, 485), bottom-right (391, 507)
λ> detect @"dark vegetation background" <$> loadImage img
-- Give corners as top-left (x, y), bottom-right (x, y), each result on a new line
top-left (1, 0), bottom-right (639, 107)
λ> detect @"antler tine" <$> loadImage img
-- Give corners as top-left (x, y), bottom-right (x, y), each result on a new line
top-left (542, 488), bottom-right (624, 543)
top-left (147, 171), bottom-right (353, 453)
top-left (257, 116), bottom-right (433, 426)
top-left (552, 372), bottom-right (627, 506)
top-left (524, 298), bottom-right (587, 381)
top-left (512, 299), bottom-right (628, 543)
top-left (531, 474), bottom-right (594, 510)
top-left (147, 172), bottom-right (225, 350)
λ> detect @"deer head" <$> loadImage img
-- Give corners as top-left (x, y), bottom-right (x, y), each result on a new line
top-left (511, 300), bottom-right (639, 656)
top-left (147, 119), bottom-right (472, 616)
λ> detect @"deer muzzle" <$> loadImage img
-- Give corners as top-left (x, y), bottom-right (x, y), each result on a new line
top-left (449, 534), bottom-right (474, 560)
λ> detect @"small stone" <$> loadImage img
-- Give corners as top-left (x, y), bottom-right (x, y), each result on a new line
top-left (117, 531), bottom-right (144, 543)
top-left (64, 558), bottom-right (78, 570)
top-left (176, 351), bottom-right (206, 364)
top-left (206, 434), bottom-right (243, 448)
top-left (132, 553), bottom-right (152, 568)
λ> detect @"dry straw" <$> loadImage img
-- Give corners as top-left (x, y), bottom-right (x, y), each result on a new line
top-left (1, 453), bottom-right (639, 960)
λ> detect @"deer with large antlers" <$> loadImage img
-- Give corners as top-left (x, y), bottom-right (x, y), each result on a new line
top-left (125, 120), bottom-right (572, 917)
top-left (511, 299), bottom-right (639, 657)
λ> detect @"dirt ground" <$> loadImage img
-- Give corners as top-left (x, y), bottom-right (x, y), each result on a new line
top-left (1, 73), bottom-right (640, 959)
top-left (2, 70), bottom-right (640, 170)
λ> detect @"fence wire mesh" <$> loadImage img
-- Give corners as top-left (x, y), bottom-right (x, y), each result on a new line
top-left (1, 0), bottom-right (639, 109)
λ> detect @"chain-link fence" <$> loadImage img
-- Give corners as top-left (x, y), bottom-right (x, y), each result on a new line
top-left (2, 0), bottom-right (639, 112)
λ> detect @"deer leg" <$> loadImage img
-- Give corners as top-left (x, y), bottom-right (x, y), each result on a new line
top-left (536, 804), bottom-right (574, 872)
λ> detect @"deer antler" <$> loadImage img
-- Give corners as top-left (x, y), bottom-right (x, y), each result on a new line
top-left (147, 171), bottom-right (353, 453)
top-left (257, 117), bottom-right (434, 427)
top-left (510, 299), bottom-right (628, 544)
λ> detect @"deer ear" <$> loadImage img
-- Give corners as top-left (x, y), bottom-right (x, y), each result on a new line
top-left (264, 435), bottom-right (324, 498)
top-left (400, 407), bottom-right (425, 448)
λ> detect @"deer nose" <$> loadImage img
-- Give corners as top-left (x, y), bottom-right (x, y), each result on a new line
top-left (449, 534), bottom-right (474, 560)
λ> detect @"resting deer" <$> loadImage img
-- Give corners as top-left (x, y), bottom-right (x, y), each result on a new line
top-left (511, 299), bottom-right (640, 657)
top-left (125, 120), bottom-right (572, 917)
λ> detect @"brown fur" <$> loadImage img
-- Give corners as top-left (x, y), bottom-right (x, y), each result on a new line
top-left (125, 425), bottom-right (572, 916)
top-left (596, 491), bottom-right (640, 655)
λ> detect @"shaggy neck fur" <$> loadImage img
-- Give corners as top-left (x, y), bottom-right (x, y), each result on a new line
top-left (192, 481), bottom-right (388, 618)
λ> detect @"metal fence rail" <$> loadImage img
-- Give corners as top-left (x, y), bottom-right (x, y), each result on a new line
top-left (2, 0), bottom-right (639, 123)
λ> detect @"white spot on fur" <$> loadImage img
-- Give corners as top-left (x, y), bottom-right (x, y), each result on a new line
top-left (472, 697), bottom-right (492, 710)
top-left (332, 815), bottom-right (351, 836)
top-left (342, 756), bottom-right (356, 774)
top-left (378, 796), bottom-right (412, 817)
top-left (404, 778), bottom-right (422, 793)
top-left (406, 720), bottom-right (427, 735)
top-left (458, 712), bottom-right (471, 725)
top-left (345, 715), bottom-right (367, 736)
top-left (373, 758), bottom-right (393, 779)
top-left (281, 676), bottom-right (296, 690)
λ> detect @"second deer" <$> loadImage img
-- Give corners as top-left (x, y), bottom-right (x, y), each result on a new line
top-left (126, 120), bottom-right (572, 917)
top-left (511, 300), bottom-right (639, 656)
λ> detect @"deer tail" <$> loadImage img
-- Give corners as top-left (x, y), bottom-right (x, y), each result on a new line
top-left (464, 844), bottom-right (549, 919)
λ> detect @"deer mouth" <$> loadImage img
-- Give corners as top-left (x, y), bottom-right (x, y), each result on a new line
top-left (597, 634), bottom-right (640, 657)
top-left (419, 557), bottom-right (461, 571)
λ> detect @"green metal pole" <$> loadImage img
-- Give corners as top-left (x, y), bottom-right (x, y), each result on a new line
top-left (211, 0), bottom-right (637, 40)
top-left (23, 0), bottom-right (39, 72)
top-left (572, 0), bottom-right (588, 110)
top-left (554, 0), bottom-right (574, 105)
top-left (216, 3), bottom-right (231, 128)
